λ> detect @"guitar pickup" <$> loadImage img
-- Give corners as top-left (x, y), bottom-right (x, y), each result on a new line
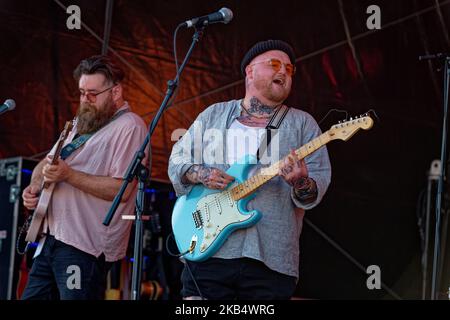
top-left (192, 210), bottom-right (204, 229)
top-left (214, 197), bottom-right (222, 214)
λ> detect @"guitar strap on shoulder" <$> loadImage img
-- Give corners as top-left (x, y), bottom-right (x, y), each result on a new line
top-left (256, 104), bottom-right (289, 161)
top-left (60, 133), bottom-right (92, 160)
top-left (60, 108), bottom-right (129, 160)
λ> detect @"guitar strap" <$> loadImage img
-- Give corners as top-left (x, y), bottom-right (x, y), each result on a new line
top-left (256, 104), bottom-right (289, 161)
top-left (60, 108), bottom-right (129, 160)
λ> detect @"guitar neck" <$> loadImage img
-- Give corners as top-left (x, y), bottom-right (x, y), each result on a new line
top-left (230, 130), bottom-right (331, 201)
top-left (42, 122), bottom-right (72, 189)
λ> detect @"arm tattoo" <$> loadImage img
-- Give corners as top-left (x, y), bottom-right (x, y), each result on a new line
top-left (293, 177), bottom-right (318, 204)
top-left (182, 165), bottom-right (212, 185)
top-left (198, 166), bottom-right (212, 184)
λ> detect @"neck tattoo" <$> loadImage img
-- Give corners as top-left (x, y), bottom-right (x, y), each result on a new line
top-left (241, 97), bottom-right (280, 119)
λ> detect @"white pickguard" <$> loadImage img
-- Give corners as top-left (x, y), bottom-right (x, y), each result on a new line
top-left (196, 190), bottom-right (252, 252)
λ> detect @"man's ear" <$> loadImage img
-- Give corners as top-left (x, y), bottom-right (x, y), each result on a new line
top-left (245, 65), bottom-right (253, 80)
top-left (112, 84), bottom-right (123, 102)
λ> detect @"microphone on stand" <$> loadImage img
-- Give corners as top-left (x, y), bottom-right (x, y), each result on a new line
top-left (0, 99), bottom-right (16, 115)
top-left (181, 7), bottom-right (233, 28)
top-left (418, 53), bottom-right (448, 61)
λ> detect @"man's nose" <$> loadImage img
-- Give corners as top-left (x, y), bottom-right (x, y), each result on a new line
top-left (80, 93), bottom-right (90, 103)
top-left (279, 63), bottom-right (289, 75)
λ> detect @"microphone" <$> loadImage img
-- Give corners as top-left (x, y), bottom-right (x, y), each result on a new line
top-left (182, 7), bottom-right (233, 28)
top-left (0, 99), bottom-right (16, 115)
top-left (418, 53), bottom-right (448, 61)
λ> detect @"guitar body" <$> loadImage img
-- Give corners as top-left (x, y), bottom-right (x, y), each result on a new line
top-left (171, 155), bottom-right (262, 262)
top-left (25, 183), bottom-right (55, 242)
top-left (15, 120), bottom-right (73, 249)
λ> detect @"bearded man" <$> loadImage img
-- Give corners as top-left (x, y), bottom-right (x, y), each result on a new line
top-left (21, 55), bottom-right (147, 300)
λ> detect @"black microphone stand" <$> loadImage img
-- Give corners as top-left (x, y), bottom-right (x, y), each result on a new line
top-left (419, 53), bottom-right (450, 299)
top-left (103, 24), bottom-right (206, 300)
top-left (431, 55), bottom-right (450, 300)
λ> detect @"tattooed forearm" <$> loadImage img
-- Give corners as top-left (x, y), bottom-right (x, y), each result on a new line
top-left (182, 165), bottom-right (235, 190)
top-left (292, 177), bottom-right (309, 190)
top-left (293, 177), bottom-right (318, 204)
top-left (182, 165), bottom-right (212, 185)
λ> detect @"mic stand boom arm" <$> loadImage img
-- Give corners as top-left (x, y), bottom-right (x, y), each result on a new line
top-left (431, 55), bottom-right (450, 300)
top-left (419, 52), bottom-right (450, 299)
top-left (102, 25), bottom-right (206, 300)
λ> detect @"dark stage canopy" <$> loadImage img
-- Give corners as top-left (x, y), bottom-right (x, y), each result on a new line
top-left (1, 0), bottom-right (449, 299)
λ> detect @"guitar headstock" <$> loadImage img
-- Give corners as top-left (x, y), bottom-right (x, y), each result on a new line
top-left (59, 120), bottom-right (74, 141)
top-left (328, 114), bottom-right (373, 141)
top-left (50, 120), bottom-right (75, 166)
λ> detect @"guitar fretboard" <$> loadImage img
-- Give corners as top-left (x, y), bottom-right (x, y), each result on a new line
top-left (42, 121), bottom-right (73, 189)
top-left (230, 131), bottom-right (331, 201)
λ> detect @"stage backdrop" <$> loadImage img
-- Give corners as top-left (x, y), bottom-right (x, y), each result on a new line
top-left (0, 0), bottom-right (449, 299)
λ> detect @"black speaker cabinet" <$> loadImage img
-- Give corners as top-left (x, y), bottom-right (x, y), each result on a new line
top-left (0, 157), bottom-right (37, 300)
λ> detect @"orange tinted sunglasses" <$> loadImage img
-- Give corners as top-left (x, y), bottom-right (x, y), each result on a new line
top-left (250, 58), bottom-right (296, 76)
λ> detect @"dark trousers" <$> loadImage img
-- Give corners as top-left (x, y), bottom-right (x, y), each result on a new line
top-left (181, 257), bottom-right (297, 300)
top-left (21, 235), bottom-right (112, 300)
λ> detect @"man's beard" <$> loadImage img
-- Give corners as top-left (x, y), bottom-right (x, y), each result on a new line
top-left (76, 96), bottom-right (116, 135)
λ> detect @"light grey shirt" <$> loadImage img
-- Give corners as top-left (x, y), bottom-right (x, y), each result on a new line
top-left (168, 99), bottom-right (331, 279)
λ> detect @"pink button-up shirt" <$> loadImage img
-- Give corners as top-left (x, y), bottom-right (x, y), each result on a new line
top-left (45, 103), bottom-right (147, 262)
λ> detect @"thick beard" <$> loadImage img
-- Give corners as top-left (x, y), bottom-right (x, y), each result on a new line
top-left (76, 96), bottom-right (116, 135)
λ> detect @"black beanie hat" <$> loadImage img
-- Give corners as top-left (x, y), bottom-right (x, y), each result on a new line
top-left (240, 39), bottom-right (296, 76)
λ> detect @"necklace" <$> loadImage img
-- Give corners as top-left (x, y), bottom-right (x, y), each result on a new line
top-left (240, 101), bottom-right (281, 119)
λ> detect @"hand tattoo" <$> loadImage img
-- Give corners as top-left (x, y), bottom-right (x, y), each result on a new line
top-left (182, 165), bottom-right (212, 185)
top-left (182, 165), bottom-right (234, 190)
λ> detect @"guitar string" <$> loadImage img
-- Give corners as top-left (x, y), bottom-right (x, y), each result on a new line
top-left (200, 146), bottom-right (308, 208)
top-left (192, 117), bottom-right (369, 234)
top-left (220, 117), bottom-right (367, 203)
top-left (198, 126), bottom-right (336, 208)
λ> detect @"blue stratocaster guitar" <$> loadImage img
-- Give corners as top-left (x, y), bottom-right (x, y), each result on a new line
top-left (172, 115), bottom-right (374, 261)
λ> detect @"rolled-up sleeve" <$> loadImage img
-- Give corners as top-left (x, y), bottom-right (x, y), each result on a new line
top-left (291, 114), bottom-right (332, 210)
top-left (168, 114), bottom-right (205, 197)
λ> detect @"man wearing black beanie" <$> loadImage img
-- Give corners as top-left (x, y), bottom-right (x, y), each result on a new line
top-left (169, 39), bottom-right (331, 300)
